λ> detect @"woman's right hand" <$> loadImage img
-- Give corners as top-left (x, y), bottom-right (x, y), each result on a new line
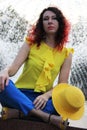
top-left (0, 69), bottom-right (9, 91)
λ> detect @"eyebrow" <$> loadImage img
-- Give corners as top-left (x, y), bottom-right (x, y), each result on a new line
top-left (43, 14), bottom-right (56, 18)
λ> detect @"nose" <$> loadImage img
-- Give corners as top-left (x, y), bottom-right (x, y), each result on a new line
top-left (48, 18), bottom-right (53, 24)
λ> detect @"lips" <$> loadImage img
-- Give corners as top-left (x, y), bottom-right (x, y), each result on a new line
top-left (48, 26), bottom-right (54, 30)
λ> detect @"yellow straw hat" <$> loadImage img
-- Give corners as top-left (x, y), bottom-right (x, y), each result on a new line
top-left (52, 83), bottom-right (85, 120)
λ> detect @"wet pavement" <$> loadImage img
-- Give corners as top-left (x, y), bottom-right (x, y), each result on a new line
top-left (69, 101), bottom-right (87, 129)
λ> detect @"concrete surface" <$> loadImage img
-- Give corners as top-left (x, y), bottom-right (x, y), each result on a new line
top-left (69, 101), bottom-right (87, 129)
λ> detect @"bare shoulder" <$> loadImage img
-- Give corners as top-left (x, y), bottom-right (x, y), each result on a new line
top-left (22, 42), bottom-right (30, 50)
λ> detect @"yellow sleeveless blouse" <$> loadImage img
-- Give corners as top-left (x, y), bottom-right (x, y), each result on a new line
top-left (15, 41), bottom-right (74, 93)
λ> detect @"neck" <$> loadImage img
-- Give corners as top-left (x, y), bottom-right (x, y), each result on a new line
top-left (45, 35), bottom-right (56, 48)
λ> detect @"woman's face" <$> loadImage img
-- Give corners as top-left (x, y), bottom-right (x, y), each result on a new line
top-left (42, 10), bottom-right (59, 35)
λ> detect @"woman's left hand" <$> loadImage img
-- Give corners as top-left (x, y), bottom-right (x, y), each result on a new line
top-left (33, 94), bottom-right (49, 110)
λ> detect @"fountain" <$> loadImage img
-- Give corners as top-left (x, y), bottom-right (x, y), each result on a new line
top-left (0, 6), bottom-right (28, 69)
top-left (69, 19), bottom-right (87, 99)
top-left (0, 6), bottom-right (87, 99)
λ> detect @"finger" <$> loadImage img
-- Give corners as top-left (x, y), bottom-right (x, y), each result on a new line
top-left (33, 98), bottom-right (38, 105)
top-left (40, 102), bottom-right (46, 110)
top-left (36, 101), bottom-right (46, 110)
top-left (0, 78), bottom-right (5, 90)
top-left (34, 100), bottom-right (42, 109)
top-left (0, 78), bottom-right (9, 91)
top-left (35, 100), bottom-right (45, 110)
top-left (33, 97), bottom-right (42, 105)
top-left (5, 78), bottom-right (9, 86)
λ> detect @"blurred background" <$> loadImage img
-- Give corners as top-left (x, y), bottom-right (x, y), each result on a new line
top-left (0, 0), bottom-right (87, 99)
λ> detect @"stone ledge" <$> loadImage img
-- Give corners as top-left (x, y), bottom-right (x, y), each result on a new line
top-left (0, 119), bottom-right (87, 130)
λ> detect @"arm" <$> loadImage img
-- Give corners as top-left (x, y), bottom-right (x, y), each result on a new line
top-left (0, 42), bottom-right (30, 90)
top-left (8, 42), bottom-right (30, 76)
top-left (58, 53), bottom-right (72, 83)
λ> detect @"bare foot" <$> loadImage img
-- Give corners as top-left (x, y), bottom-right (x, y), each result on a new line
top-left (49, 115), bottom-right (68, 129)
top-left (29, 109), bottom-right (69, 129)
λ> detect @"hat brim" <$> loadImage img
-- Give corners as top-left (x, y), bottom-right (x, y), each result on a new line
top-left (52, 83), bottom-right (84, 120)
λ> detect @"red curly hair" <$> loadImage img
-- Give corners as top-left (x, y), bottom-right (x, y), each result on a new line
top-left (26, 7), bottom-right (71, 51)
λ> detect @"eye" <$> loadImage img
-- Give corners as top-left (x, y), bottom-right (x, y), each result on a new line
top-left (52, 17), bottom-right (57, 20)
top-left (43, 17), bottom-right (49, 21)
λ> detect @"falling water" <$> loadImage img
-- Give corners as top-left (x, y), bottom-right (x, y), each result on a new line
top-left (0, 6), bottom-right (28, 69)
top-left (0, 6), bottom-right (87, 99)
top-left (69, 20), bottom-right (87, 99)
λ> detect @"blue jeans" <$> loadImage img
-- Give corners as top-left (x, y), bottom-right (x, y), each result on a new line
top-left (0, 80), bottom-right (57, 116)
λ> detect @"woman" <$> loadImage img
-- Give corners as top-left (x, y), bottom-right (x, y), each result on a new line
top-left (0, 7), bottom-right (74, 129)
